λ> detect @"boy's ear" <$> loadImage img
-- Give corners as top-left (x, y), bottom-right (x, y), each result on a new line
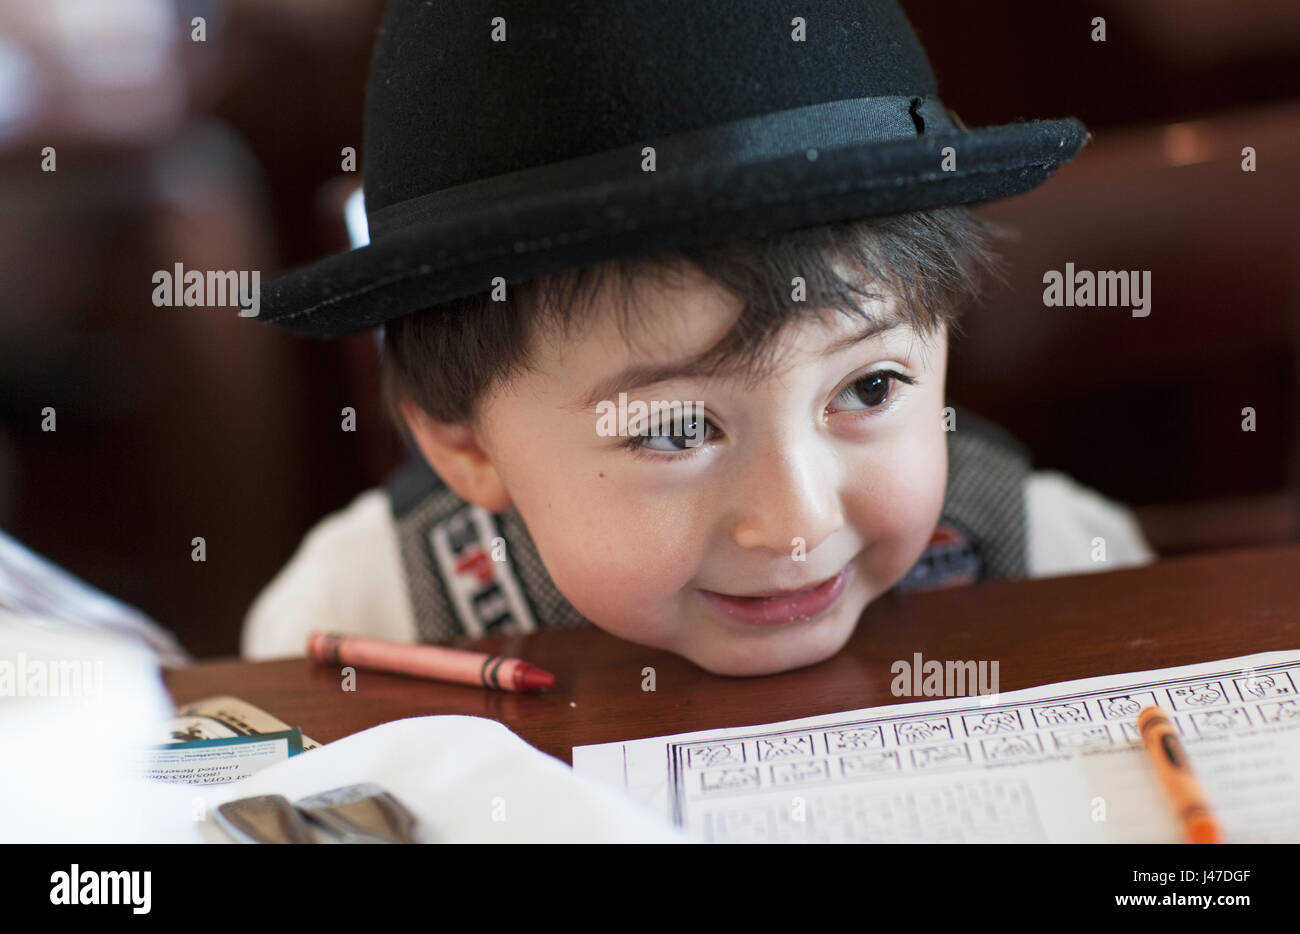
top-left (399, 398), bottom-right (512, 513)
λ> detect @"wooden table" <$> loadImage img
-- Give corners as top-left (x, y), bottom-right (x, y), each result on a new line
top-left (164, 543), bottom-right (1300, 765)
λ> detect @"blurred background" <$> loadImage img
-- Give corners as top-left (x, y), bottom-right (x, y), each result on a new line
top-left (0, 0), bottom-right (1296, 658)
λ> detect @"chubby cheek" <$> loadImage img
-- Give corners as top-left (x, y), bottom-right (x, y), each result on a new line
top-left (511, 473), bottom-right (703, 648)
top-left (845, 420), bottom-right (948, 588)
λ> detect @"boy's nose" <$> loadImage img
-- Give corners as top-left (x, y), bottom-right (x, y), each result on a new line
top-left (729, 445), bottom-right (844, 555)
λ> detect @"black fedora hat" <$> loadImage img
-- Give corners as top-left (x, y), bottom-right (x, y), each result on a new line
top-left (257, 0), bottom-right (1089, 339)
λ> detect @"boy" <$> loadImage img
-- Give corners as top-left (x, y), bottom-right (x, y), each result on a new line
top-left (243, 0), bottom-right (1153, 675)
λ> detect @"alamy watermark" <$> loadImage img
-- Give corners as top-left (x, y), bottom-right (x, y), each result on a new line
top-left (891, 652), bottom-right (999, 697)
top-left (50, 865), bottom-right (150, 914)
top-left (0, 653), bottom-right (104, 701)
top-left (596, 393), bottom-right (706, 446)
top-left (151, 263), bottom-right (260, 317)
top-left (1043, 264), bottom-right (1151, 317)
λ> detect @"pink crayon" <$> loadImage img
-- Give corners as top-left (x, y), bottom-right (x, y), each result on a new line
top-left (308, 631), bottom-right (556, 693)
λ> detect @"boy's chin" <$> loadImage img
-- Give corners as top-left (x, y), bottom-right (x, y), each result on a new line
top-left (676, 624), bottom-right (858, 678)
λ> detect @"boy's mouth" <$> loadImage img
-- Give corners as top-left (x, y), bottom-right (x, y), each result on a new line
top-left (698, 563), bottom-right (853, 626)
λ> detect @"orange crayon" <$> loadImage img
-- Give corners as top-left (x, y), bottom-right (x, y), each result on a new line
top-left (1137, 705), bottom-right (1221, 844)
top-left (308, 631), bottom-right (556, 693)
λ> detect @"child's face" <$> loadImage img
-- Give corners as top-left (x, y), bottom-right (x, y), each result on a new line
top-left (440, 268), bottom-right (947, 676)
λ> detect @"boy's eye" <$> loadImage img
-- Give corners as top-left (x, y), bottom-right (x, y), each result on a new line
top-left (626, 414), bottom-right (715, 453)
top-left (620, 370), bottom-right (916, 459)
top-left (831, 370), bottom-right (915, 412)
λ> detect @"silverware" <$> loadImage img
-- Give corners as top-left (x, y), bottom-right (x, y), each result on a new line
top-left (293, 783), bottom-right (419, 843)
top-left (215, 794), bottom-right (319, 844)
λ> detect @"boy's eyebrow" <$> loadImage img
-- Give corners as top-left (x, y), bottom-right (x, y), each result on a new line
top-left (569, 311), bottom-right (907, 411)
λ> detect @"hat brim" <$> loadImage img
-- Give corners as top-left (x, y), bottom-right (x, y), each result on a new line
top-left (257, 118), bottom-right (1087, 338)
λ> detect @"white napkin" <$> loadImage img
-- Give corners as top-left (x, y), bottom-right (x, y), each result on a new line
top-left (177, 715), bottom-right (697, 843)
top-left (1, 611), bottom-right (176, 842)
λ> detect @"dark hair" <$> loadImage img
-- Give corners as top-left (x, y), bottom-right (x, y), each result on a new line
top-left (381, 204), bottom-right (1006, 429)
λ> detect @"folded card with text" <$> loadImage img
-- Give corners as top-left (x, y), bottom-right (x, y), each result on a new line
top-left (573, 649), bottom-right (1300, 843)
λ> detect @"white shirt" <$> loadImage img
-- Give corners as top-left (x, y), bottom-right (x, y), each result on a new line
top-left (241, 470), bottom-right (1155, 660)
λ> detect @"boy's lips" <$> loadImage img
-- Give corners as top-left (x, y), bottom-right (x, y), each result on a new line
top-left (698, 563), bottom-right (853, 626)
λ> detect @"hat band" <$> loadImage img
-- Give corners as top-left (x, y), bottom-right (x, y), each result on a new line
top-left (366, 94), bottom-right (957, 241)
